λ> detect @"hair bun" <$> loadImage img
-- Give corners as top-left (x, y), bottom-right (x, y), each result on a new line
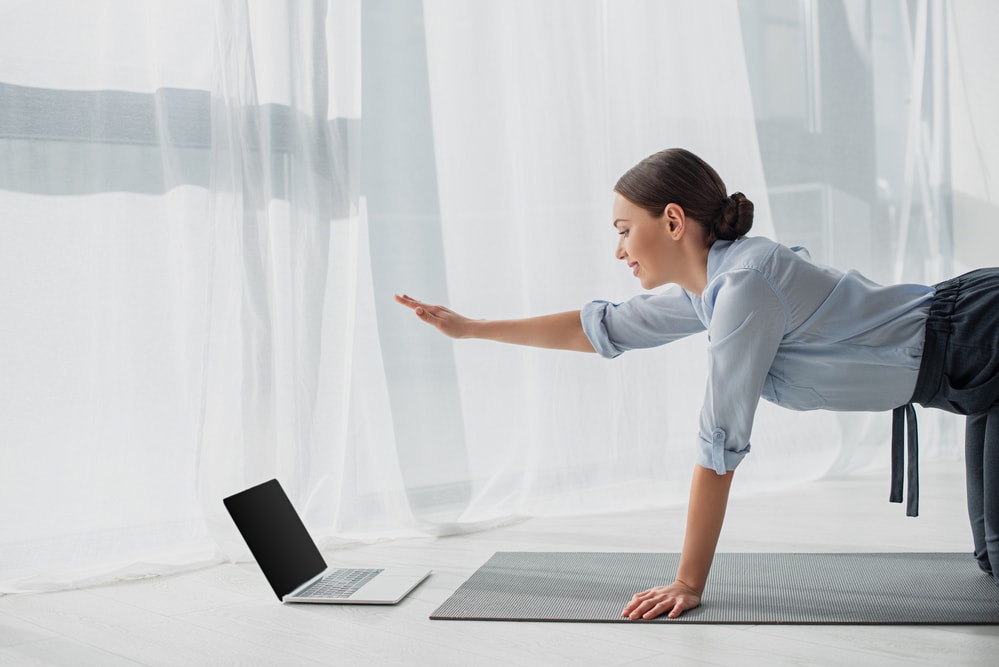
top-left (714, 192), bottom-right (754, 240)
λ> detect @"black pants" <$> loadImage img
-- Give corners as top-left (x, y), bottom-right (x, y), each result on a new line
top-left (909, 269), bottom-right (999, 581)
top-left (967, 408), bottom-right (999, 575)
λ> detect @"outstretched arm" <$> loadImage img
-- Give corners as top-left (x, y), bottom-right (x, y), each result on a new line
top-left (622, 465), bottom-right (734, 620)
top-left (394, 294), bottom-right (595, 352)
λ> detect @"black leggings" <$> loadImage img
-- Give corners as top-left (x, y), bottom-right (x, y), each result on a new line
top-left (967, 408), bottom-right (999, 576)
top-left (908, 269), bottom-right (999, 583)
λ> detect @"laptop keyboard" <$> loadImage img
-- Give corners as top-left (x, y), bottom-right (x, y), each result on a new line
top-left (299, 568), bottom-right (383, 599)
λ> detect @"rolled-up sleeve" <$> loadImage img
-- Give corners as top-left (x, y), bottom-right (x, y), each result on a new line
top-left (696, 269), bottom-right (789, 474)
top-left (580, 287), bottom-right (706, 359)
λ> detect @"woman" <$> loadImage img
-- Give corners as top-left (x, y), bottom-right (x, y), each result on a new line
top-left (395, 148), bottom-right (999, 620)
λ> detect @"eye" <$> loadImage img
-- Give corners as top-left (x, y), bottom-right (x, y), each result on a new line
top-left (617, 229), bottom-right (629, 237)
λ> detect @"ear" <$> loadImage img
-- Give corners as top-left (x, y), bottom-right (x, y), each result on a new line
top-left (663, 203), bottom-right (686, 240)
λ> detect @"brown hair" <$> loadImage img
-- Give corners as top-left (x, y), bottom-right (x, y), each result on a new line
top-left (614, 148), bottom-right (754, 245)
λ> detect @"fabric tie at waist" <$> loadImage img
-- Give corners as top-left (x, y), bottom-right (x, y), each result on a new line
top-left (890, 404), bottom-right (919, 516)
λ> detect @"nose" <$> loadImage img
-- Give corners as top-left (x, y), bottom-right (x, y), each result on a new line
top-left (615, 237), bottom-right (627, 261)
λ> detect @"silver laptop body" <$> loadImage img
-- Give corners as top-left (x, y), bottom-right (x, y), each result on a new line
top-left (223, 479), bottom-right (430, 604)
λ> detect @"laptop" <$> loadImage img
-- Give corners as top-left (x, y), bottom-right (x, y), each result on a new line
top-left (223, 478), bottom-right (430, 604)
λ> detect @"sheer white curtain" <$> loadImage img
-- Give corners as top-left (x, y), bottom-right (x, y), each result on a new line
top-left (0, 0), bottom-right (418, 593)
top-left (200, 0), bottom-right (422, 559)
top-left (419, 0), bottom-right (843, 521)
top-left (948, 0), bottom-right (999, 274)
top-left (1, 0), bottom-right (216, 592)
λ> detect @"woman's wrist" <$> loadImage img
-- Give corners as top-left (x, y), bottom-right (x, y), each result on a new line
top-left (673, 577), bottom-right (704, 597)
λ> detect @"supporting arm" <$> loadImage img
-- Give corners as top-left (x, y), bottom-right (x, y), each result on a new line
top-left (622, 464), bottom-right (734, 620)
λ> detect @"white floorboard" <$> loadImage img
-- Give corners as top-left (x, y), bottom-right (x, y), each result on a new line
top-left (2, 458), bottom-right (998, 666)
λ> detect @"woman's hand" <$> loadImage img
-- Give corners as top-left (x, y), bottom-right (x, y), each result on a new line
top-left (621, 580), bottom-right (702, 620)
top-left (394, 294), bottom-right (476, 339)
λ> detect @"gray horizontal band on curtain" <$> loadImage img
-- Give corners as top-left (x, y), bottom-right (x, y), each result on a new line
top-left (0, 82), bottom-right (358, 212)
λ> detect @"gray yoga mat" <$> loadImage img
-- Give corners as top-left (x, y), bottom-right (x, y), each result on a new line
top-left (430, 552), bottom-right (999, 624)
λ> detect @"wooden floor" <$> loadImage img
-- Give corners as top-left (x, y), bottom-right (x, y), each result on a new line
top-left (3, 459), bottom-right (998, 666)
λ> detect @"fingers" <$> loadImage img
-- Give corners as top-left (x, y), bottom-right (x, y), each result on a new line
top-left (621, 595), bottom-right (645, 618)
top-left (626, 600), bottom-right (658, 620)
top-left (620, 589), bottom-right (656, 617)
top-left (622, 590), bottom-right (664, 620)
top-left (393, 293), bottom-right (422, 311)
top-left (395, 294), bottom-right (448, 318)
top-left (395, 294), bottom-right (436, 322)
top-left (647, 601), bottom-right (674, 620)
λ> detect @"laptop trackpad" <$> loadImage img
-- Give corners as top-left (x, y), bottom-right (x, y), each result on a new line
top-left (352, 568), bottom-right (429, 603)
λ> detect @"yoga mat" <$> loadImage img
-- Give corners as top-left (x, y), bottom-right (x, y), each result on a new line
top-left (430, 552), bottom-right (999, 624)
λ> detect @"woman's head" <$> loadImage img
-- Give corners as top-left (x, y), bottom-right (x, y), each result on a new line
top-left (614, 148), bottom-right (753, 245)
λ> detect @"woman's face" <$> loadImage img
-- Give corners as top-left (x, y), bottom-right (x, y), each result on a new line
top-left (612, 193), bottom-right (677, 290)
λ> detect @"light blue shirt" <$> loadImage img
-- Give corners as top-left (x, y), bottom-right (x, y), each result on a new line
top-left (581, 236), bottom-right (934, 475)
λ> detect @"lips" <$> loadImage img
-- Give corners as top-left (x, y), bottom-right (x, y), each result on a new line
top-left (629, 262), bottom-right (640, 277)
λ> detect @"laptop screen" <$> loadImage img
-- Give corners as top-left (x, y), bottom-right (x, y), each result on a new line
top-left (223, 479), bottom-right (327, 600)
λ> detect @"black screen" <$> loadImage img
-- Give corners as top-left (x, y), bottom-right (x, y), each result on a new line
top-left (223, 479), bottom-right (327, 600)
